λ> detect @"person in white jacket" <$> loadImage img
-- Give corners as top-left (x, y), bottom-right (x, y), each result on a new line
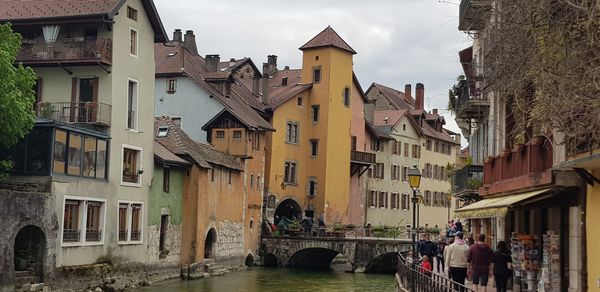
top-left (445, 231), bottom-right (470, 286)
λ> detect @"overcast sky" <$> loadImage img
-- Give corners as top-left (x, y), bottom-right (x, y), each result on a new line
top-left (154, 0), bottom-right (471, 145)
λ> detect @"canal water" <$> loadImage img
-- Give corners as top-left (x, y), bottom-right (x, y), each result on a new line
top-left (132, 267), bottom-right (396, 292)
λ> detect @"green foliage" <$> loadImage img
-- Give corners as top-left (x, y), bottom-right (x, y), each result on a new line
top-left (467, 177), bottom-right (483, 189)
top-left (0, 23), bottom-right (37, 179)
top-left (448, 89), bottom-right (456, 112)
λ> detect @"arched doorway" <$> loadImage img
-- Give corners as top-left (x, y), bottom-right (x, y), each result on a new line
top-left (245, 254), bottom-right (254, 267)
top-left (204, 228), bottom-right (217, 259)
top-left (14, 225), bottom-right (45, 280)
top-left (274, 198), bottom-right (302, 224)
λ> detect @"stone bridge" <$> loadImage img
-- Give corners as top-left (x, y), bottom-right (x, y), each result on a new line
top-left (260, 236), bottom-right (412, 273)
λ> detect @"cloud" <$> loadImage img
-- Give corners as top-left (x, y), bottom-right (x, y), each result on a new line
top-left (154, 0), bottom-right (471, 145)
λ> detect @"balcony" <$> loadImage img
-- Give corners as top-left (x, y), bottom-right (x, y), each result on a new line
top-left (459, 0), bottom-right (493, 31)
top-left (453, 164), bottom-right (483, 201)
top-left (351, 150), bottom-right (376, 165)
top-left (565, 134), bottom-right (599, 159)
top-left (36, 102), bottom-right (111, 126)
top-left (17, 38), bottom-right (112, 66)
top-left (481, 137), bottom-right (553, 196)
top-left (454, 79), bottom-right (488, 121)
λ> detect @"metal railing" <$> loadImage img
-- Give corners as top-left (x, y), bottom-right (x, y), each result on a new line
top-left (130, 229), bottom-right (141, 241)
top-left (122, 171), bottom-right (139, 184)
top-left (119, 229), bottom-right (128, 241)
top-left (270, 225), bottom-right (411, 240)
top-left (36, 101), bottom-right (111, 125)
top-left (63, 229), bottom-right (80, 242)
top-left (396, 253), bottom-right (475, 292)
top-left (17, 38), bottom-right (112, 64)
top-left (85, 229), bottom-right (102, 242)
top-left (566, 134), bottom-right (599, 158)
top-left (453, 165), bottom-right (483, 194)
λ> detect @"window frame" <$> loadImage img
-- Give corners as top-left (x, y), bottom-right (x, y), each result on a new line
top-left (127, 6), bottom-right (138, 21)
top-left (285, 121), bottom-right (300, 144)
top-left (61, 196), bottom-right (107, 247)
top-left (166, 78), bottom-right (177, 94)
top-left (163, 167), bottom-right (170, 193)
top-left (117, 200), bottom-right (145, 245)
top-left (343, 86), bottom-right (350, 107)
top-left (126, 78), bottom-right (139, 131)
top-left (307, 176), bottom-right (317, 197)
top-left (121, 144), bottom-right (143, 187)
top-left (313, 67), bottom-right (321, 84)
top-left (129, 27), bottom-right (139, 57)
top-left (283, 161), bottom-right (298, 185)
top-left (310, 139), bottom-right (319, 157)
top-left (233, 130), bottom-right (242, 140)
top-left (311, 105), bottom-right (320, 123)
top-left (216, 130), bottom-right (225, 139)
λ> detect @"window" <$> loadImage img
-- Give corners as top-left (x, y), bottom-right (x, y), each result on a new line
top-left (377, 141), bottom-right (384, 152)
top-left (367, 166), bottom-right (373, 178)
top-left (307, 177), bottom-right (317, 197)
top-left (426, 139), bottom-right (432, 151)
top-left (434, 141), bottom-right (440, 153)
top-left (402, 166), bottom-right (408, 182)
top-left (297, 96), bottom-right (303, 106)
top-left (284, 161), bottom-right (297, 184)
top-left (163, 167), bottom-right (170, 192)
top-left (391, 165), bottom-right (400, 180)
top-left (401, 194), bottom-right (409, 210)
top-left (311, 105), bottom-right (319, 123)
top-left (368, 190), bottom-right (377, 208)
top-left (378, 191), bottom-right (387, 208)
top-left (62, 198), bottom-right (105, 245)
top-left (166, 79), bottom-right (176, 94)
top-left (310, 139), bottom-right (319, 157)
top-left (130, 28), bottom-right (138, 56)
top-left (425, 191), bottom-right (432, 206)
top-left (251, 131), bottom-right (260, 150)
top-left (286, 122), bottom-right (299, 144)
top-left (433, 165), bottom-right (439, 180)
top-left (118, 202), bottom-right (143, 243)
top-left (159, 215), bottom-right (168, 253)
top-left (122, 146), bottom-right (141, 185)
top-left (53, 129), bottom-right (107, 179)
top-left (127, 79), bottom-right (138, 129)
top-left (216, 130), bottom-right (225, 139)
top-left (313, 68), bottom-right (321, 84)
top-left (67, 133), bottom-right (82, 176)
top-left (282, 77), bottom-right (288, 86)
top-left (375, 163), bottom-right (384, 179)
top-left (391, 193), bottom-right (400, 210)
top-left (403, 124), bottom-right (406, 131)
top-left (228, 169), bottom-right (232, 184)
top-left (343, 87), bottom-right (350, 107)
top-left (157, 126), bottom-right (169, 138)
top-left (403, 143), bottom-right (409, 157)
top-left (250, 174), bottom-right (255, 189)
top-left (127, 6), bottom-right (138, 21)
top-left (411, 144), bottom-right (417, 159)
top-left (392, 141), bottom-right (401, 155)
top-left (257, 176), bottom-right (261, 190)
top-left (233, 130), bottom-right (242, 140)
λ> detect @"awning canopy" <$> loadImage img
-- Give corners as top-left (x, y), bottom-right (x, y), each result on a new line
top-left (455, 188), bottom-right (555, 219)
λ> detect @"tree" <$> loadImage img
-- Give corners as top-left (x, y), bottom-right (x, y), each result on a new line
top-left (0, 23), bottom-right (36, 179)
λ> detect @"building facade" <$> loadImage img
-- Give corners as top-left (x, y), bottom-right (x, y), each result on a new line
top-left (0, 0), bottom-right (168, 289)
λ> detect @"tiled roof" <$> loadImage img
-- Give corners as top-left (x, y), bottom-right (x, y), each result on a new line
top-left (373, 109), bottom-right (406, 127)
top-left (218, 58), bottom-right (248, 72)
top-left (155, 117), bottom-right (243, 170)
top-left (370, 82), bottom-right (416, 109)
top-left (1, 0), bottom-right (167, 42)
top-left (154, 43), bottom-right (273, 131)
top-left (422, 122), bottom-right (459, 145)
top-left (299, 26), bottom-right (357, 54)
top-left (154, 141), bottom-right (191, 167)
top-left (267, 68), bottom-right (312, 109)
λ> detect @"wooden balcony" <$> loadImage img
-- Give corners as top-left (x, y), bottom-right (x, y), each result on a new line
top-left (481, 137), bottom-right (553, 196)
top-left (36, 102), bottom-right (111, 126)
top-left (458, 0), bottom-right (493, 31)
top-left (351, 150), bottom-right (376, 165)
top-left (17, 38), bottom-right (112, 66)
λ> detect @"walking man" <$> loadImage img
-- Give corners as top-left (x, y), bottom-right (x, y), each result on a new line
top-left (445, 231), bottom-right (470, 288)
top-left (468, 234), bottom-right (494, 292)
top-left (419, 234), bottom-right (436, 269)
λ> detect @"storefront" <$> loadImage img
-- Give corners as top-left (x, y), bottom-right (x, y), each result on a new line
top-left (455, 186), bottom-right (583, 291)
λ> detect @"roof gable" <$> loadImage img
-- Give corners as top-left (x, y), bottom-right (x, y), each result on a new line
top-left (299, 26), bottom-right (357, 54)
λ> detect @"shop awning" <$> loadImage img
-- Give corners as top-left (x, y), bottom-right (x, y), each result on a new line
top-left (455, 188), bottom-right (555, 219)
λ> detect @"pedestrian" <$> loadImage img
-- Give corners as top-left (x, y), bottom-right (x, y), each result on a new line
top-left (311, 216), bottom-right (319, 236)
top-left (420, 255), bottom-right (433, 276)
top-left (492, 241), bottom-right (512, 292)
top-left (418, 234), bottom-right (436, 268)
top-left (436, 235), bottom-right (447, 274)
top-left (444, 237), bottom-right (455, 277)
top-left (445, 231), bottom-right (470, 287)
top-left (301, 217), bottom-right (312, 236)
top-left (467, 233), bottom-right (475, 246)
top-left (455, 220), bottom-right (463, 233)
top-left (467, 234), bottom-right (494, 292)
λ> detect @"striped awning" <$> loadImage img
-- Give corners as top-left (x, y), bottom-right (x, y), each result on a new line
top-left (455, 188), bottom-right (555, 219)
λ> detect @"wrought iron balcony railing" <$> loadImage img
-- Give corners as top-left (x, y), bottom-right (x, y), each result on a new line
top-left (452, 164), bottom-right (483, 198)
top-left (36, 101), bottom-right (111, 126)
top-left (85, 229), bottom-right (102, 242)
top-left (63, 229), bottom-right (80, 242)
top-left (17, 38), bottom-right (112, 65)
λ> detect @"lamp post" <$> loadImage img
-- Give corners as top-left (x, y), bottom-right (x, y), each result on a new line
top-left (407, 167), bottom-right (422, 260)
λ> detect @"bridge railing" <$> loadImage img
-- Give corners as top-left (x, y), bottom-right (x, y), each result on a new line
top-left (275, 226), bottom-right (411, 240)
top-left (396, 254), bottom-right (475, 292)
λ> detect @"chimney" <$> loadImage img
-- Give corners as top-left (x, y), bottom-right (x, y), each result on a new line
top-left (432, 109), bottom-right (438, 115)
top-left (416, 83), bottom-right (424, 110)
top-left (183, 30), bottom-right (197, 54)
top-left (252, 77), bottom-right (260, 96)
top-left (229, 58), bottom-right (236, 67)
top-left (205, 54), bottom-right (220, 72)
top-left (268, 55), bottom-right (277, 67)
top-left (173, 29), bottom-right (182, 43)
top-left (262, 62), bottom-right (270, 75)
top-left (404, 84), bottom-right (412, 101)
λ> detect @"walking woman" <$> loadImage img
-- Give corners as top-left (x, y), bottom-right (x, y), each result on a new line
top-left (492, 241), bottom-right (512, 292)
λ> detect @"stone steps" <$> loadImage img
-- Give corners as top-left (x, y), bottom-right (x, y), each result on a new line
top-left (15, 275), bottom-right (41, 286)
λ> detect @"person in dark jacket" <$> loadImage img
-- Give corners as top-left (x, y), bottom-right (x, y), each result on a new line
top-left (467, 234), bottom-right (494, 292)
top-left (492, 241), bottom-right (512, 292)
top-left (436, 236), bottom-right (448, 273)
top-left (419, 234), bottom-right (436, 268)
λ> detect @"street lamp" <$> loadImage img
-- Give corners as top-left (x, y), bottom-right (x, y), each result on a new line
top-left (407, 167), bottom-right (421, 261)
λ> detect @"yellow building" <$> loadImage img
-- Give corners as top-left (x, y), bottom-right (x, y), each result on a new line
top-left (264, 26), bottom-right (357, 224)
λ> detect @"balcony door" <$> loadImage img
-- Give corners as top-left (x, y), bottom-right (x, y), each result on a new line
top-left (70, 77), bottom-right (98, 123)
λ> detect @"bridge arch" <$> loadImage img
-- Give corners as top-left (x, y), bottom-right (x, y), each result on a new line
top-left (364, 252), bottom-right (399, 274)
top-left (274, 198), bottom-right (302, 224)
top-left (272, 239), bottom-right (355, 269)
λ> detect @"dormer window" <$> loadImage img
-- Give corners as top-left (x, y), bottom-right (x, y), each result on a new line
top-left (157, 126), bottom-right (169, 138)
top-left (282, 77), bottom-right (288, 86)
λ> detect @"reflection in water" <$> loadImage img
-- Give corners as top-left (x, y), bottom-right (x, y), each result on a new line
top-left (132, 267), bottom-right (396, 292)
